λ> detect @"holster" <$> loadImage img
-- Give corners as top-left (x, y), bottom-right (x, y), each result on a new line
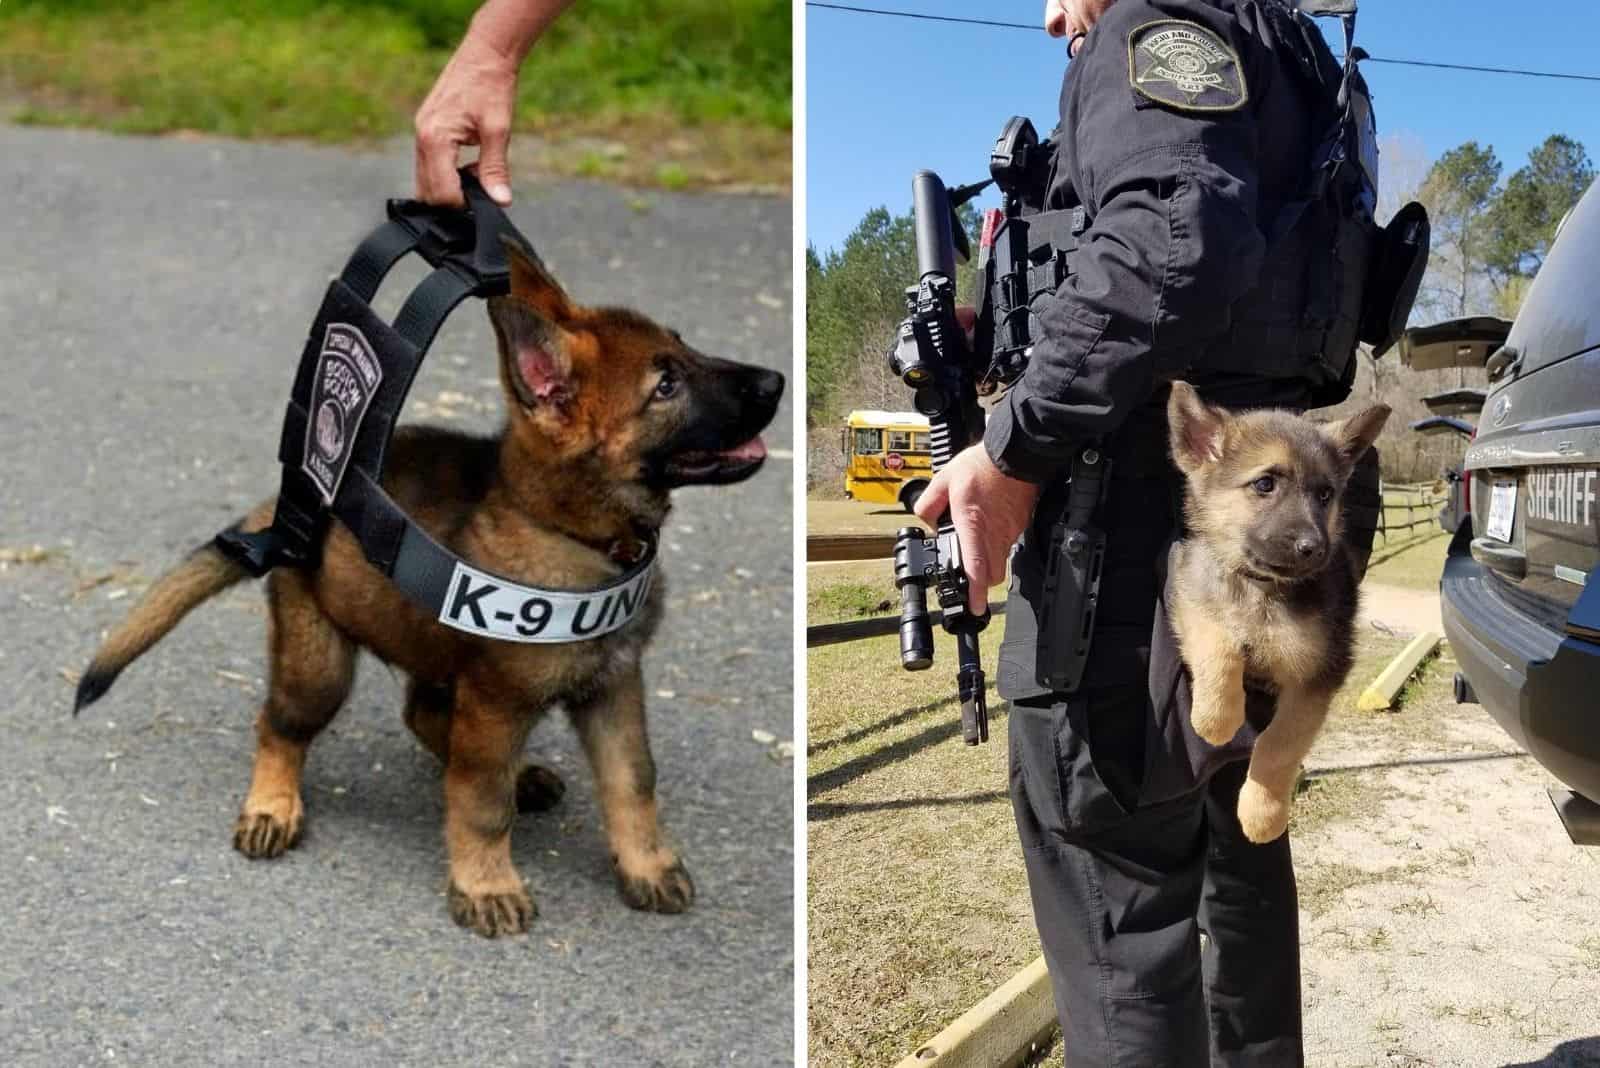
top-left (996, 445), bottom-right (1111, 702)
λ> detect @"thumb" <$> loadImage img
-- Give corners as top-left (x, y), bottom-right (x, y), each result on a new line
top-left (476, 120), bottom-right (513, 205)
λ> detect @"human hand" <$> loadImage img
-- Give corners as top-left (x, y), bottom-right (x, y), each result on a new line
top-left (914, 444), bottom-right (1041, 615)
top-left (414, 35), bottom-right (520, 208)
top-left (954, 304), bottom-right (976, 342)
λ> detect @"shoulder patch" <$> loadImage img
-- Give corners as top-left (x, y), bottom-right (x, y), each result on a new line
top-left (1127, 19), bottom-right (1247, 113)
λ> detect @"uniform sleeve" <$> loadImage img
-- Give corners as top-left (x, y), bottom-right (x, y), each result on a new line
top-left (984, 0), bottom-right (1271, 483)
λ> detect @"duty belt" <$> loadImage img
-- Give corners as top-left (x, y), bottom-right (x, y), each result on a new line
top-left (215, 172), bottom-right (656, 644)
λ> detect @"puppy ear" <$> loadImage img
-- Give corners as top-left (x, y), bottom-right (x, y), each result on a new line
top-left (1323, 404), bottom-right (1391, 466)
top-left (501, 236), bottom-right (574, 325)
top-left (488, 295), bottom-right (573, 411)
top-left (1167, 381), bottom-right (1229, 474)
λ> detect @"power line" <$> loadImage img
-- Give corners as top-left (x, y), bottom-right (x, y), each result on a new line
top-left (805, 1), bottom-right (1600, 83)
top-left (807, 2), bottom-right (1038, 32)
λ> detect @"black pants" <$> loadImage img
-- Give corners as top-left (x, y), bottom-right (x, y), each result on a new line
top-left (1010, 697), bottom-right (1302, 1067)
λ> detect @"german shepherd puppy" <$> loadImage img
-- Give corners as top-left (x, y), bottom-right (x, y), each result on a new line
top-left (74, 242), bottom-right (784, 936)
top-left (1166, 382), bottom-right (1389, 844)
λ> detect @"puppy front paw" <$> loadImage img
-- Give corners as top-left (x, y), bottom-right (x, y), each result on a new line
top-left (447, 879), bottom-right (536, 938)
top-left (1190, 682), bottom-right (1246, 746)
top-left (616, 852), bottom-right (695, 914)
top-left (1237, 778), bottom-right (1291, 843)
top-left (233, 795), bottom-right (303, 859)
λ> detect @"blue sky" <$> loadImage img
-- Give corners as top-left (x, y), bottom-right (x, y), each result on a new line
top-left (806, 0), bottom-right (1600, 254)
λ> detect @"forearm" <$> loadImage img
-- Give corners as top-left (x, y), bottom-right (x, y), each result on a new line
top-left (466, 0), bottom-right (578, 66)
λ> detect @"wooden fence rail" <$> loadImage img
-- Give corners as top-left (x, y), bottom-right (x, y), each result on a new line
top-left (1378, 480), bottom-right (1448, 542)
top-left (807, 533), bottom-right (899, 563)
top-left (809, 479), bottom-right (1448, 643)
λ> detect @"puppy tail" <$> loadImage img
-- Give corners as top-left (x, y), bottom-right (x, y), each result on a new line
top-left (74, 534), bottom-right (254, 715)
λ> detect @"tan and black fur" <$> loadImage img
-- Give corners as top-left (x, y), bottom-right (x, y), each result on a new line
top-left (1166, 381), bottom-right (1389, 844)
top-left (75, 241), bottom-right (783, 937)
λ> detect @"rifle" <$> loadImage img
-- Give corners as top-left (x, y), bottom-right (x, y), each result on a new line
top-left (888, 170), bottom-right (994, 745)
top-left (890, 120), bottom-right (1110, 733)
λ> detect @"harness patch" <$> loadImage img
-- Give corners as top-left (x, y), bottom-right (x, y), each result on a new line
top-left (439, 557), bottom-right (655, 643)
top-left (303, 323), bottom-right (383, 505)
top-left (1128, 19), bottom-right (1247, 112)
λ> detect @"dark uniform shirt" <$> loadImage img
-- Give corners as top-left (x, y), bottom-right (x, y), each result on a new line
top-left (984, 0), bottom-right (1338, 483)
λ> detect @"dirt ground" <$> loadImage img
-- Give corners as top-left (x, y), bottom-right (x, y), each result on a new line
top-left (1296, 647), bottom-right (1600, 1068)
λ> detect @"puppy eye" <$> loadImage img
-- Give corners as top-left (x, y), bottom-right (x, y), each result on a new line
top-left (1252, 475), bottom-right (1276, 494)
top-left (653, 369), bottom-right (680, 400)
top-left (1317, 486), bottom-right (1335, 503)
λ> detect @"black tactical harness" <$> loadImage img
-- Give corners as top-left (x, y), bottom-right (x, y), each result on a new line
top-left (215, 173), bottom-right (656, 644)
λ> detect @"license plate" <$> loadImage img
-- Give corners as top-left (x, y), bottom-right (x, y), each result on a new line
top-left (1486, 480), bottom-right (1517, 542)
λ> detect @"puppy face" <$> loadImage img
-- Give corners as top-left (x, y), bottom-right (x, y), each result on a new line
top-left (487, 240), bottom-right (784, 490)
top-left (1168, 382), bottom-right (1389, 581)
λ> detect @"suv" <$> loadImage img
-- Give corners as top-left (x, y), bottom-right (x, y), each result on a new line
top-left (1413, 183), bottom-right (1600, 837)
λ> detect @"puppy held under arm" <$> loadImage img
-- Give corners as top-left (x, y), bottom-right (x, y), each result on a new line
top-left (1166, 381), bottom-right (1390, 844)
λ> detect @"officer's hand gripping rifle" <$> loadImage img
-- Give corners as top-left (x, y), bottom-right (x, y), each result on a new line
top-left (888, 171), bottom-right (994, 745)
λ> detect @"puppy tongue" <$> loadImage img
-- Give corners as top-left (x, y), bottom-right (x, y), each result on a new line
top-left (718, 436), bottom-right (767, 462)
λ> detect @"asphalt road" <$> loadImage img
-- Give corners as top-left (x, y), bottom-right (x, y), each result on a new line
top-left (0, 125), bottom-right (794, 1066)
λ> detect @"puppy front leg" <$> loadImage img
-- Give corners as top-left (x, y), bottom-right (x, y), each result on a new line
top-left (1174, 601), bottom-right (1247, 745)
top-left (443, 679), bottom-right (535, 937)
top-left (569, 666), bottom-right (694, 914)
top-left (1238, 684), bottom-right (1333, 844)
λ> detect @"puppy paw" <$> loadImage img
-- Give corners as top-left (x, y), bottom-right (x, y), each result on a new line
top-left (1237, 779), bottom-right (1291, 844)
top-left (616, 854), bottom-right (695, 914)
top-left (515, 762), bottom-right (566, 814)
top-left (1191, 684), bottom-right (1246, 746)
top-left (233, 796), bottom-right (303, 859)
top-left (447, 880), bottom-right (536, 938)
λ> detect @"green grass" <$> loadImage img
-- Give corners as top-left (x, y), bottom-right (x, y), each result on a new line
top-left (1366, 528), bottom-right (1451, 591)
top-left (809, 579), bottom-right (894, 627)
top-left (0, 0), bottom-right (790, 187)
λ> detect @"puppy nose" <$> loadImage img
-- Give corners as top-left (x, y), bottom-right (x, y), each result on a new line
top-left (1294, 536), bottom-right (1324, 561)
top-left (745, 369), bottom-right (785, 407)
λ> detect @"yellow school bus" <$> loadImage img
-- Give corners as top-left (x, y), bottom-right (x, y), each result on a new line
top-left (843, 410), bottom-right (934, 511)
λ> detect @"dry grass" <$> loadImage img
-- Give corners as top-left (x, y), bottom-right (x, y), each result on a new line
top-left (807, 626), bottom-right (1032, 1067)
top-left (806, 612), bottom-right (1431, 1065)
top-left (807, 497), bottom-right (920, 537)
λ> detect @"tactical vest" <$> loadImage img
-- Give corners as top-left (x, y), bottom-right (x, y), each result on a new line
top-left (1185, 0), bottom-right (1422, 407)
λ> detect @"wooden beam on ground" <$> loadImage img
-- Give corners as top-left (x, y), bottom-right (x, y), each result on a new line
top-left (807, 533), bottom-right (900, 562)
top-left (1358, 630), bottom-right (1443, 711)
top-left (806, 602), bottom-right (1006, 647)
top-left (893, 957), bottom-right (1057, 1068)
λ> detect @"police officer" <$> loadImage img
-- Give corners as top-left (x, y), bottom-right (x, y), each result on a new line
top-left (915, 0), bottom-right (1385, 1064)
